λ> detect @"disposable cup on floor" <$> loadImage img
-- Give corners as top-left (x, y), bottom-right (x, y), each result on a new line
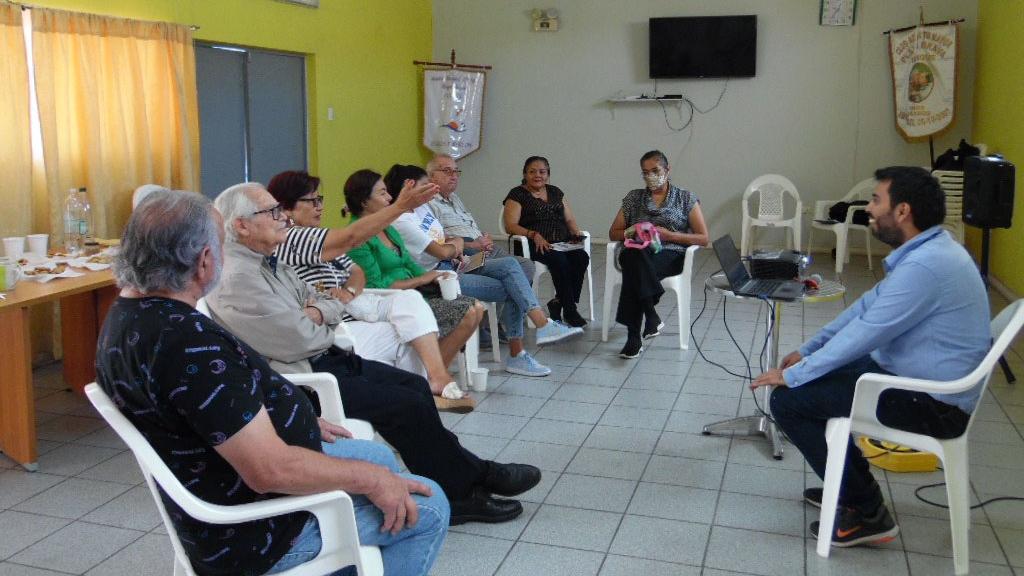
top-left (470, 367), bottom-right (489, 392)
top-left (27, 234), bottom-right (48, 257)
top-left (3, 237), bottom-right (25, 259)
top-left (438, 272), bottom-right (459, 301)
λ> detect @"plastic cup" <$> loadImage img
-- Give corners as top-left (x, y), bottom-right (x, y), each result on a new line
top-left (27, 234), bottom-right (48, 257)
top-left (0, 257), bottom-right (22, 290)
top-left (438, 272), bottom-right (459, 301)
top-left (3, 237), bottom-right (25, 259)
top-left (470, 367), bottom-right (489, 392)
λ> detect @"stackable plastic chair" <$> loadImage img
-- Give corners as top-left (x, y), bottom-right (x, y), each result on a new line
top-left (85, 380), bottom-right (383, 576)
top-left (497, 210), bottom-right (595, 321)
top-left (933, 169), bottom-right (966, 244)
top-left (808, 178), bottom-right (874, 274)
top-left (815, 299), bottom-right (1024, 575)
top-left (600, 243), bottom-right (700, 349)
top-left (194, 298), bottom-right (372, 439)
top-left (740, 174), bottom-right (802, 256)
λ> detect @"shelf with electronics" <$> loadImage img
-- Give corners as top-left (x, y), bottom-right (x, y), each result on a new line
top-left (606, 95), bottom-right (685, 120)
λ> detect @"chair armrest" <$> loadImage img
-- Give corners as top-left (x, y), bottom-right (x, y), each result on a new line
top-left (510, 234), bottom-right (531, 258)
top-left (812, 201), bottom-right (832, 221)
top-left (848, 372), bottom-right (975, 426)
top-left (362, 288), bottom-right (401, 296)
top-left (581, 230), bottom-right (592, 254)
top-left (284, 373), bottom-right (346, 422)
top-left (198, 488), bottom-right (352, 524)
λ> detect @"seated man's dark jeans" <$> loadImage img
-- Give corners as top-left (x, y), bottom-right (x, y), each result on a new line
top-left (311, 348), bottom-right (486, 499)
top-left (770, 356), bottom-right (970, 512)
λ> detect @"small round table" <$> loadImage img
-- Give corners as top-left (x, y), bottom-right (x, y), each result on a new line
top-left (700, 273), bottom-right (845, 459)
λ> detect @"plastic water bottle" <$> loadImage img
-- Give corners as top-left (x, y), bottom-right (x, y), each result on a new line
top-left (63, 187), bottom-right (92, 254)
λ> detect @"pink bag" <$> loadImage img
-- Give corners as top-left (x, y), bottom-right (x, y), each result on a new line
top-left (623, 221), bottom-right (662, 253)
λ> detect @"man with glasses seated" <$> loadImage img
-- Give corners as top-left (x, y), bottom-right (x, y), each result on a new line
top-left (206, 182), bottom-right (542, 528)
top-left (427, 154), bottom-right (535, 282)
top-left (427, 154), bottom-right (539, 347)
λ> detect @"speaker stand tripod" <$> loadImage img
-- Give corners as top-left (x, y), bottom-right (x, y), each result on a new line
top-left (978, 227), bottom-right (1017, 384)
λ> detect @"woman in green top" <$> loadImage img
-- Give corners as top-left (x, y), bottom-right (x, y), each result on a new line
top-left (345, 171), bottom-right (484, 355)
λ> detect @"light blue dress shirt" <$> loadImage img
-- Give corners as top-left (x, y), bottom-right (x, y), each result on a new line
top-left (783, 226), bottom-right (990, 412)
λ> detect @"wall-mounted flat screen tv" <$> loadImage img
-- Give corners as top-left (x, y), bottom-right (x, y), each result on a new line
top-left (649, 15), bottom-right (757, 78)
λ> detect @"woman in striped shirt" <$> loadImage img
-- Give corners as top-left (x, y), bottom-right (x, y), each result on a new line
top-left (268, 170), bottom-right (482, 413)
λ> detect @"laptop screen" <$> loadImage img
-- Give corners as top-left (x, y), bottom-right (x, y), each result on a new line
top-left (712, 234), bottom-right (750, 289)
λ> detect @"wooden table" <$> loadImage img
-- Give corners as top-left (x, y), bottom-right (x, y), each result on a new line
top-left (0, 269), bottom-right (116, 471)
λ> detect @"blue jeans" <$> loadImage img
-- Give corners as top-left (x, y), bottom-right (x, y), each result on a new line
top-left (266, 439), bottom-right (449, 576)
top-left (458, 256), bottom-right (539, 340)
top-left (770, 356), bottom-right (969, 511)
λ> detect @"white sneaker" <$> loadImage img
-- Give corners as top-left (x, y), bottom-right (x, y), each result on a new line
top-left (504, 351), bottom-right (552, 377)
top-left (535, 320), bottom-right (584, 345)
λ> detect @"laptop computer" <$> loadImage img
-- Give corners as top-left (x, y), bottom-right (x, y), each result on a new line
top-left (712, 234), bottom-right (805, 301)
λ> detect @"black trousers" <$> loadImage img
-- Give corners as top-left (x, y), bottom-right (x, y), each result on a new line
top-left (770, 356), bottom-right (969, 511)
top-left (311, 350), bottom-right (486, 499)
top-left (532, 247), bottom-right (589, 313)
top-left (615, 247), bottom-right (686, 335)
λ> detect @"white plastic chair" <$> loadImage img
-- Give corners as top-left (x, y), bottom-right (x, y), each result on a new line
top-left (933, 170), bottom-right (967, 245)
top-left (195, 298), bottom-right (372, 439)
top-left (815, 299), bottom-right (1024, 575)
top-left (497, 210), bottom-right (595, 321)
top-left (85, 380), bottom-right (384, 576)
top-left (740, 174), bottom-right (803, 256)
top-left (807, 178), bottom-right (875, 274)
top-left (601, 242), bottom-right (700, 349)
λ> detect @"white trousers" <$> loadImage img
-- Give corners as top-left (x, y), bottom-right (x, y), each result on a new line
top-left (342, 290), bottom-right (439, 377)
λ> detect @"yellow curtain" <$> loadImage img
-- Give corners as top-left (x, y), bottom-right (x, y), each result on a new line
top-left (0, 5), bottom-right (32, 238)
top-left (31, 7), bottom-right (200, 240)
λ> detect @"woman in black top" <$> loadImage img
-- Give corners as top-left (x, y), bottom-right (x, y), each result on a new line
top-left (502, 156), bottom-right (590, 327)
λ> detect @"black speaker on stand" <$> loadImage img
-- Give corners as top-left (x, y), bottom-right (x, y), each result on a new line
top-left (962, 154), bottom-right (1016, 383)
top-left (963, 154), bottom-right (1015, 280)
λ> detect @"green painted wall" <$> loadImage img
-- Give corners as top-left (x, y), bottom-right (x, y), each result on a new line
top-left (25, 0), bottom-right (432, 228)
top-left (972, 1), bottom-right (1023, 295)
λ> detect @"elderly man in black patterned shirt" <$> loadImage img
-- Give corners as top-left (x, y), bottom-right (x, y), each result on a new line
top-left (97, 189), bottom-right (448, 576)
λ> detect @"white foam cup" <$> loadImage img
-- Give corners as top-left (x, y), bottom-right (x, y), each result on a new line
top-left (438, 271), bottom-right (459, 301)
top-left (470, 367), bottom-right (489, 392)
top-left (3, 237), bottom-right (25, 259)
top-left (27, 234), bottom-right (48, 257)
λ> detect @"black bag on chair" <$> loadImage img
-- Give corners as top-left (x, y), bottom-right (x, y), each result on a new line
top-left (828, 201), bottom-right (869, 226)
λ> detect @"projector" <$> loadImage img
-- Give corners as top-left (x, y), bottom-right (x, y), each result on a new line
top-left (749, 249), bottom-right (809, 280)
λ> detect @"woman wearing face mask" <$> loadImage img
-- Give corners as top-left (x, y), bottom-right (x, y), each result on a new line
top-left (608, 150), bottom-right (709, 358)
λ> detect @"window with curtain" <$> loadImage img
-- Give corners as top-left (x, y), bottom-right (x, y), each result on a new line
top-left (1, 5), bottom-right (200, 242)
top-left (1, 5), bottom-right (200, 362)
top-left (0, 4), bottom-right (32, 238)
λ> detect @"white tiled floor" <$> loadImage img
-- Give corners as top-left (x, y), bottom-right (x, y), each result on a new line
top-left (2, 249), bottom-right (1023, 576)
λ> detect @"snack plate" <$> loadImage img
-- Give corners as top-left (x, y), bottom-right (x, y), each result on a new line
top-left (23, 269), bottom-right (85, 283)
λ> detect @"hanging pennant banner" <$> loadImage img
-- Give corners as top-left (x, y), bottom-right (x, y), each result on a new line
top-left (423, 69), bottom-right (486, 159)
top-left (888, 22), bottom-right (959, 140)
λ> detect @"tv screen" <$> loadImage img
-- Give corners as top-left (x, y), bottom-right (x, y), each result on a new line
top-left (649, 15), bottom-right (757, 79)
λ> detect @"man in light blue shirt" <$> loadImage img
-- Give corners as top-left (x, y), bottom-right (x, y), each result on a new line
top-left (752, 166), bottom-right (989, 548)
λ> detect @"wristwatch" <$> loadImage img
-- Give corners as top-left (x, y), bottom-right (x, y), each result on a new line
top-left (344, 286), bottom-right (358, 297)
